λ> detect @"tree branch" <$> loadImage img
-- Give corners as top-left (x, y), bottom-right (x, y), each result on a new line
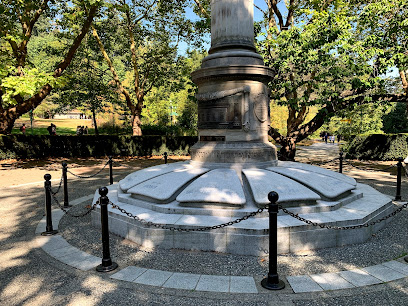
top-left (193, 0), bottom-right (210, 19)
top-left (53, 5), bottom-right (99, 77)
top-left (285, 0), bottom-right (295, 28)
top-left (91, 25), bottom-right (135, 114)
top-left (254, 3), bottom-right (266, 16)
top-left (271, 0), bottom-right (284, 30)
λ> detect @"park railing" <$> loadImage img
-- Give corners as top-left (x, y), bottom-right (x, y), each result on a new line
top-left (39, 152), bottom-right (408, 289)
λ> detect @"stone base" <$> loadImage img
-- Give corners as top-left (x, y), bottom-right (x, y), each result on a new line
top-left (190, 142), bottom-right (277, 164)
top-left (92, 183), bottom-right (393, 256)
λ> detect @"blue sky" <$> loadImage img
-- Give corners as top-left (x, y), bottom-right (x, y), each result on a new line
top-left (181, 0), bottom-right (286, 54)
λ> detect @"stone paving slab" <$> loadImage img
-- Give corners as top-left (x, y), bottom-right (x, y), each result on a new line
top-left (338, 269), bottom-right (382, 287)
top-left (58, 249), bottom-right (101, 271)
top-left (46, 245), bottom-right (84, 258)
top-left (111, 266), bottom-right (148, 282)
top-left (310, 272), bottom-right (355, 290)
top-left (36, 235), bottom-right (72, 251)
top-left (382, 260), bottom-right (408, 276)
top-left (162, 272), bottom-right (201, 290)
top-left (286, 275), bottom-right (324, 293)
top-left (195, 275), bottom-right (230, 293)
top-left (229, 276), bottom-right (258, 293)
top-left (362, 264), bottom-right (407, 282)
top-left (133, 269), bottom-right (173, 287)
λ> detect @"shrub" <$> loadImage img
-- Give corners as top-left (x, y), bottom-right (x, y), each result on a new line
top-left (344, 134), bottom-right (408, 160)
top-left (0, 135), bottom-right (197, 159)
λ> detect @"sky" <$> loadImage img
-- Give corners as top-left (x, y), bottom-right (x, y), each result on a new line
top-left (181, 0), bottom-right (287, 54)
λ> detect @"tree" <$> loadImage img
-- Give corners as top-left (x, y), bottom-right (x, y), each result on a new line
top-left (91, 0), bottom-right (199, 135)
top-left (0, 0), bottom-right (102, 134)
top-left (254, 0), bottom-right (407, 160)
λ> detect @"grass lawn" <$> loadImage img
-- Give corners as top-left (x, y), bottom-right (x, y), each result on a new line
top-left (12, 118), bottom-right (94, 135)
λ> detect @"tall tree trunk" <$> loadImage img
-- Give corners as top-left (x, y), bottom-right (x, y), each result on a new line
top-left (278, 137), bottom-right (297, 161)
top-left (131, 110), bottom-right (142, 136)
top-left (400, 70), bottom-right (408, 117)
top-left (0, 112), bottom-right (17, 134)
top-left (91, 106), bottom-right (98, 135)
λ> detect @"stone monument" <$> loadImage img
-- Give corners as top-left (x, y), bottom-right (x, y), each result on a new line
top-left (190, 0), bottom-right (276, 165)
top-left (92, 0), bottom-right (394, 255)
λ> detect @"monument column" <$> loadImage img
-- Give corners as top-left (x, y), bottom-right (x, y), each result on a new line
top-left (191, 0), bottom-right (277, 165)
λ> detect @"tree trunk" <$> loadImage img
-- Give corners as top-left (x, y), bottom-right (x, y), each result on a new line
top-left (0, 112), bottom-right (17, 134)
top-left (278, 137), bottom-right (297, 161)
top-left (92, 106), bottom-right (98, 135)
top-left (400, 70), bottom-right (408, 117)
top-left (131, 111), bottom-right (142, 136)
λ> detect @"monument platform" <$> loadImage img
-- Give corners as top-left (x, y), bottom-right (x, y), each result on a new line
top-left (91, 161), bottom-right (394, 256)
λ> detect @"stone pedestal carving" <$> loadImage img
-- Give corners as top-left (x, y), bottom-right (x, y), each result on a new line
top-left (191, 0), bottom-right (276, 164)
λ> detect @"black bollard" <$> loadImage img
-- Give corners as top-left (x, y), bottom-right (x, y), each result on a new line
top-left (108, 156), bottom-right (113, 185)
top-left (164, 152), bottom-right (168, 164)
top-left (339, 151), bottom-right (343, 174)
top-left (62, 162), bottom-right (71, 208)
top-left (395, 157), bottom-right (403, 201)
top-left (405, 256), bottom-right (408, 263)
top-left (261, 191), bottom-right (285, 290)
top-left (41, 174), bottom-right (58, 236)
top-left (96, 187), bottom-right (118, 272)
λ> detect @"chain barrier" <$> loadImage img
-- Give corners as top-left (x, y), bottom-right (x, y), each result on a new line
top-left (67, 160), bottom-right (109, 179)
top-left (48, 186), bottom-right (98, 218)
top-left (279, 202), bottom-right (408, 230)
top-left (50, 174), bottom-right (64, 196)
top-left (109, 201), bottom-right (266, 231)
top-left (343, 160), bottom-right (397, 173)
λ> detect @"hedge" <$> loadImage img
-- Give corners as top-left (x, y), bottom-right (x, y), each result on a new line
top-left (0, 135), bottom-right (198, 160)
top-left (344, 134), bottom-right (408, 161)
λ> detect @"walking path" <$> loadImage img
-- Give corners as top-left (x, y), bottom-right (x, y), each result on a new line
top-left (1, 142), bottom-right (408, 305)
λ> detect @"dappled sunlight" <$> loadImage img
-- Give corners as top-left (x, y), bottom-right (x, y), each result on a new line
top-left (24, 292), bottom-right (54, 306)
top-left (201, 187), bottom-right (243, 203)
top-left (0, 243), bottom-right (30, 271)
top-left (1, 274), bottom-right (45, 304)
top-left (242, 169), bottom-right (266, 181)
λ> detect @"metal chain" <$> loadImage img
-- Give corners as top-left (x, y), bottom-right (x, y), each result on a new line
top-left (50, 174), bottom-right (63, 196)
top-left (280, 202), bottom-right (408, 230)
top-left (343, 160), bottom-right (397, 172)
top-left (109, 201), bottom-right (266, 232)
top-left (48, 186), bottom-right (98, 218)
top-left (67, 160), bottom-right (109, 179)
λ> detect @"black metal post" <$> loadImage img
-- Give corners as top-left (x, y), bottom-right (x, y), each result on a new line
top-left (109, 156), bottom-right (113, 185)
top-left (261, 191), bottom-right (285, 290)
top-left (164, 152), bottom-right (168, 164)
top-left (339, 151), bottom-right (343, 174)
top-left (41, 174), bottom-right (58, 236)
top-left (405, 256), bottom-right (408, 263)
top-left (395, 157), bottom-right (403, 201)
top-left (62, 162), bottom-right (71, 208)
top-left (96, 187), bottom-right (118, 272)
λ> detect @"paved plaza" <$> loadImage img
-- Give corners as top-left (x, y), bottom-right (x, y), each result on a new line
top-left (1, 142), bottom-right (408, 305)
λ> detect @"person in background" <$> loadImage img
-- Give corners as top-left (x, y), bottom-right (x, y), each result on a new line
top-left (20, 123), bottom-right (26, 135)
top-left (51, 123), bottom-right (56, 135)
